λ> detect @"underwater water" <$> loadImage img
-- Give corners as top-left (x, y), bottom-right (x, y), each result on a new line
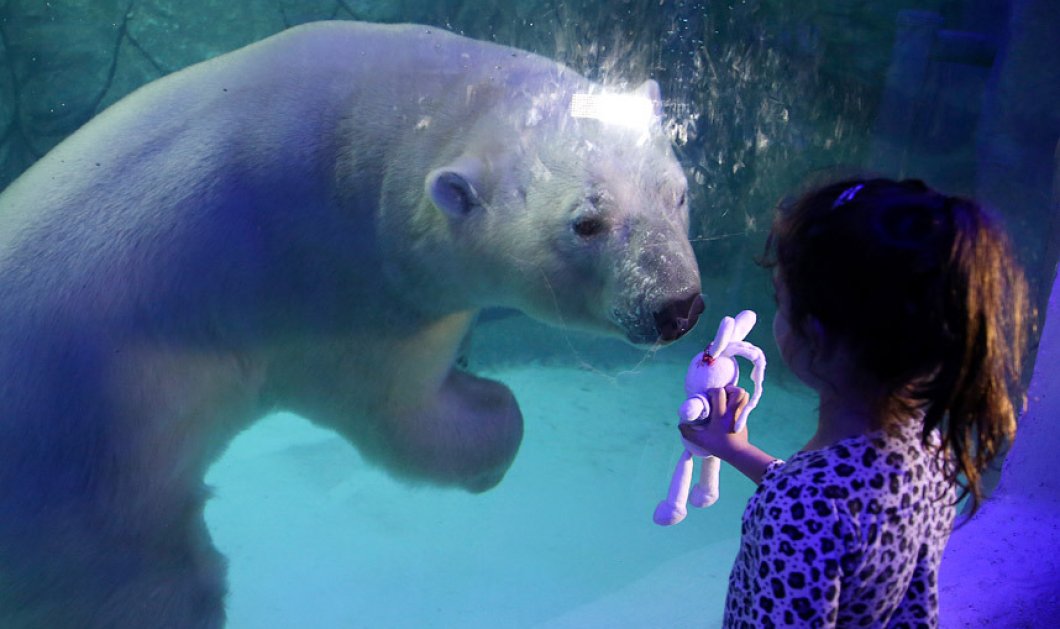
top-left (205, 332), bottom-right (816, 627)
top-left (1, 1), bottom-right (1058, 627)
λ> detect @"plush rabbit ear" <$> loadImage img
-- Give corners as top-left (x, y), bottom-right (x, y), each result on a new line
top-left (707, 315), bottom-right (735, 357)
top-left (730, 310), bottom-right (757, 343)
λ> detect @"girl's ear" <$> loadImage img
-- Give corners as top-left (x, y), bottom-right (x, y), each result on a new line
top-left (805, 315), bottom-right (830, 356)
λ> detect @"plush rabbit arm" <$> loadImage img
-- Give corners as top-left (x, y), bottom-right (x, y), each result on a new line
top-left (725, 340), bottom-right (766, 433)
top-left (678, 394), bottom-right (708, 423)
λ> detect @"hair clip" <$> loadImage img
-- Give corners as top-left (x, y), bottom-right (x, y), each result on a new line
top-left (831, 183), bottom-right (865, 209)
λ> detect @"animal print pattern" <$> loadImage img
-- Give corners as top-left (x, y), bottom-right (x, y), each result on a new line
top-left (723, 420), bottom-right (956, 628)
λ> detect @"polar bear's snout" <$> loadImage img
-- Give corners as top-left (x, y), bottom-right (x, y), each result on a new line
top-left (610, 216), bottom-right (703, 345)
top-left (654, 292), bottom-right (705, 342)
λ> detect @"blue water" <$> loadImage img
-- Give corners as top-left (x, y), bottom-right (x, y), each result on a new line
top-left (205, 318), bottom-right (817, 627)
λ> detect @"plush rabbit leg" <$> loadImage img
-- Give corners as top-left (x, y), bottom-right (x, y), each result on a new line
top-left (653, 449), bottom-right (695, 525)
top-left (689, 454), bottom-right (721, 507)
top-left (654, 395), bottom-right (709, 525)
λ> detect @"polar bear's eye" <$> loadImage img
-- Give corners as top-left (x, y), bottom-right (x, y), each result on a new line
top-left (677, 190), bottom-right (687, 207)
top-left (572, 216), bottom-right (607, 238)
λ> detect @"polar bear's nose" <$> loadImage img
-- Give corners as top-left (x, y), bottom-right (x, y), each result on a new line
top-left (654, 293), bottom-right (705, 342)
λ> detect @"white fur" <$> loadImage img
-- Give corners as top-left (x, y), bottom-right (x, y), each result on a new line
top-left (0, 21), bottom-right (698, 626)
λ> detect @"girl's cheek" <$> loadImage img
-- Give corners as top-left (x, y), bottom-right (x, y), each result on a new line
top-left (774, 310), bottom-right (815, 386)
top-left (773, 311), bottom-right (793, 365)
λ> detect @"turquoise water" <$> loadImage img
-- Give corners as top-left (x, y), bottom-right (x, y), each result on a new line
top-left (205, 319), bottom-right (816, 627)
top-left (1, 1), bottom-right (1057, 627)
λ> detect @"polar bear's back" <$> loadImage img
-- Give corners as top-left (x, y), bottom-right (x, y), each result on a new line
top-left (0, 21), bottom-right (576, 245)
top-left (0, 21), bottom-right (580, 324)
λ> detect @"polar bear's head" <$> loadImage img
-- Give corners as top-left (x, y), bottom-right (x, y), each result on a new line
top-left (419, 79), bottom-right (702, 346)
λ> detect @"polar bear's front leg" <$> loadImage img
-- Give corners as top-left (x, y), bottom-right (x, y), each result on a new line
top-left (288, 363), bottom-right (524, 493)
top-left (271, 310), bottom-right (523, 493)
top-left (391, 368), bottom-right (525, 493)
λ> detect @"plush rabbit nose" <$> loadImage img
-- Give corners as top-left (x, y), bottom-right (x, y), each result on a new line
top-left (654, 293), bottom-right (705, 342)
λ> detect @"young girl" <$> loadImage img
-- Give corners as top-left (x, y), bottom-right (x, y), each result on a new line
top-left (681, 178), bottom-right (1032, 628)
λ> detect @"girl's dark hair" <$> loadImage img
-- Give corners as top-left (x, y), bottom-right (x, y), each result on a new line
top-left (762, 177), bottom-right (1033, 514)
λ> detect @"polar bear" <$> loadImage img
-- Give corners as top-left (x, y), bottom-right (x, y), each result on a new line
top-left (0, 21), bottom-right (701, 628)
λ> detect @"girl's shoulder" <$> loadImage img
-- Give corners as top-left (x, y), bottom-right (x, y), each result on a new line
top-left (758, 421), bottom-right (951, 518)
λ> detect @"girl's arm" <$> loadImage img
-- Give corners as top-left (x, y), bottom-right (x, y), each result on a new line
top-left (679, 386), bottom-right (780, 484)
top-left (715, 441), bottom-right (780, 485)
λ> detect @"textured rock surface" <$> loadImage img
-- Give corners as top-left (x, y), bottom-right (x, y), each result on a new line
top-left (976, 0), bottom-right (1060, 305)
top-left (941, 8), bottom-right (1060, 619)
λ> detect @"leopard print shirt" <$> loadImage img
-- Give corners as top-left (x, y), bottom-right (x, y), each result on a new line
top-left (723, 421), bottom-right (956, 628)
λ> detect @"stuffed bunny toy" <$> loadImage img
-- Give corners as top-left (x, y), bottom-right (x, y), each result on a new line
top-left (653, 310), bottom-right (765, 526)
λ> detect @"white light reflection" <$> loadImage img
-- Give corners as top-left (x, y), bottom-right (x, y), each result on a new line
top-left (570, 92), bottom-right (656, 132)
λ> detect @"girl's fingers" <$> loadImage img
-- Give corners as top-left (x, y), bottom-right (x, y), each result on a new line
top-left (708, 386), bottom-right (727, 419)
top-left (679, 423), bottom-right (701, 437)
top-left (724, 386), bottom-right (749, 409)
top-left (723, 386), bottom-right (749, 431)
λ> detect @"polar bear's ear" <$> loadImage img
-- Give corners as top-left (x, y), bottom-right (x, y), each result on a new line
top-left (634, 79), bottom-right (663, 119)
top-left (426, 158), bottom-right (484, 218)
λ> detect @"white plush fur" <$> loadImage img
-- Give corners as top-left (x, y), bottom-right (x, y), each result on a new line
top-left (653, 311), bottom-right (765, 526)
top-left (0, 21), bottom-right (698, 627)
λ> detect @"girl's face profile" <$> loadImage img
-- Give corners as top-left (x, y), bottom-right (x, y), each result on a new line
top-left (771, 271), bottom-right (818, 389)
top-left (771, 273), bottom-right (798, 371)
top-left (771, 269), bottom-right (868, 398)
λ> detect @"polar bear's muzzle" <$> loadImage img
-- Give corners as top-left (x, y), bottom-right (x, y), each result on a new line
top-left (652, 292), bottom-right (705, 342)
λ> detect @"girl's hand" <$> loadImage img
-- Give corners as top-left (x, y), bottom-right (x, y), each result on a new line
top-left (680, 386), bottom-right (779, 485)
top-left (679, 385), bottom-right (751, 460)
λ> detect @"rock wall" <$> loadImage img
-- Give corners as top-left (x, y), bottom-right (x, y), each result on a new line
top-left (939, 225), bottom-right (1060, 627)
top-left (976, 0), bottom-right (1060, 308)
top-left (939, 3), bottom-right (1060, 622)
